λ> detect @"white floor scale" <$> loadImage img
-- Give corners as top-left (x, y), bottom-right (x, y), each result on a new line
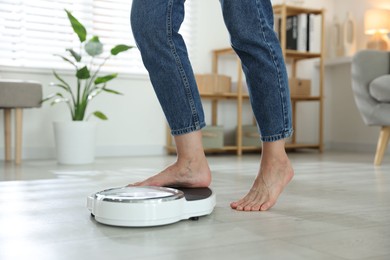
top-left (87, 186), bottom-right (216, 227)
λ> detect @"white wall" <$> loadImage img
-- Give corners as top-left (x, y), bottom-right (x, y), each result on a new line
top-left (0, 69), bottom-right (166, 159)
top-left (331, 0), bottom-right (390, 51)
top-left (324, 0), bottom-right (390, 153)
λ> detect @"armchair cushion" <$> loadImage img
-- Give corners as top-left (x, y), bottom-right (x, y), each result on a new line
top-left (369, 75), bottom-right (390, 102)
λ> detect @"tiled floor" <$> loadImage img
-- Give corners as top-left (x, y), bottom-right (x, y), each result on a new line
top-left (0, 151), bottom-right (389, 260)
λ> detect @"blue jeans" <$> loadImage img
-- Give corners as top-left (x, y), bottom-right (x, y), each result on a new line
top-left (131, 0), bottom-right (293, 142)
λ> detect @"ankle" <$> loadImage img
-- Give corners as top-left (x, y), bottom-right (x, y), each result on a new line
top-left (173, 130), bottom-right (206, 158)
top-left (177, 155), bottom-right (210, 175)
top-left (261, 151), bottom-right (289, 167)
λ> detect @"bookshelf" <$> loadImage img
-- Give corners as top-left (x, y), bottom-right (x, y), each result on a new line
top-left (274, 4), bottom-right (325, 152)
top-left (166, 4), bottom-right (325, 155)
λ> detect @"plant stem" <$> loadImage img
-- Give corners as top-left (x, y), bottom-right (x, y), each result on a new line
top-left (84, 55), bottom-right (110, 100)
top-left (76, 78), bottom-right (81, 119)
top-left (82, 57), bottom-right (95, 103)
top-left (74, 42), bottom-right (83, 121)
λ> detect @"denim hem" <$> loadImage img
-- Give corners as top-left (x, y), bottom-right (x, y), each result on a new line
top-left (261, 129), bottom-right (294, 142)
top-left (171, 122), bottom-right (206, 136)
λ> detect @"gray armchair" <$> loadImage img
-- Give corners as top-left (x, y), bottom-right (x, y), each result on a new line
top-left (351, 50), bottom-right (390, 165)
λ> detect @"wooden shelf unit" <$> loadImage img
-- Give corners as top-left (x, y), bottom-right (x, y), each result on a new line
top-left (276, 4), bottom-right (326, 152)
top-left (166, 4), bottom-right (325, 155)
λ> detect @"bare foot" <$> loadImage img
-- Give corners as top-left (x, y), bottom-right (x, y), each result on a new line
top-left (129, 156), bottom-right (212, 188)
top-left (230, 153), bottom-right (294, 211)
top-left (129, 131), bottom-right (211, 188)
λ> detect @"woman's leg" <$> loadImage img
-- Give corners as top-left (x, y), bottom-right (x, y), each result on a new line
top-left (220, 0), bottom-right (294, 211)
top-left (130, 0), bottom-right (211, 187)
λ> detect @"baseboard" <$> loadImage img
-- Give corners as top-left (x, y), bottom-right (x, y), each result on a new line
top-left (0, 145), bottom-right (166, 161)
top-left (326, 141), bottom-right (390, 153)
top-left (95, 145), bottom-right (166, 157)
top-left (1, 142), bottom-right (387, 161)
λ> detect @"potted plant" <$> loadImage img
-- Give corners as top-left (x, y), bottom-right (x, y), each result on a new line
top-left (42, 10), bottom-right (133, 164)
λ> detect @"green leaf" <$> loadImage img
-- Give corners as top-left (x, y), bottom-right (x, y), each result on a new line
top-left (85, 36), bottom-right (103, 57)
top-left (54, 54), bottom-right (77, 68)
top-left (66, 48), bottom-right (81, 62)
top-left (65, 9), bottom-right (87, 43)
top-left (87, 89), bottom-right (102, 100)
top-left (50, 97), bottom-right (68, 106)
top-left (40, 93), bottom-right (64, 104)
top-left (53, 70), bottom-right (71, 90)
top-left (40, 97), bottom-right (52, 104)
top-left (49, 82), bottom-right (68, 91)
top-left (76, 66), bottom-right (90, 79)
top-left (93, 111), bottom-right (108, 120)
top-left (94, 73), bottom-right (117, 84)
top-left (102, 88), bottom-right (123, 95)
top-left (110, 44), bottom-right (133, 56)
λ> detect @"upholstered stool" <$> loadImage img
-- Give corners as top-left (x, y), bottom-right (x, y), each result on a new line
top-left (0, 80), bottom-right (42, 164)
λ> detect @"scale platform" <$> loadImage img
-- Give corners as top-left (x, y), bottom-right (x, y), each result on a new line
top-left (87, 186), bottom-right (216, 227)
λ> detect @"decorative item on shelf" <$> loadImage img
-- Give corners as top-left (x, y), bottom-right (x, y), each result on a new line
top-left (329, 16), bottom-right (344, 58)
top-left (288, 78), bottom-right (311, 97)
top-left (41, 10), bottom-right (133, 164)
top-left (343, 12), bottom-right (357, 56)
top-left (364, 9), bottom-right (390, 50)
top-left (195, 74), bottom-right (231, 94)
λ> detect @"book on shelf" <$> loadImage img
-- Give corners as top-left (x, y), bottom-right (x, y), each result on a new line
top-left (297, 14), bottom-right (308, 52)
top-left (277, 13), bottom-right (321, 53)
top-left (309, 14), bottom-right (322, 53)
top-left (278, 15), bottom-right (298, 50)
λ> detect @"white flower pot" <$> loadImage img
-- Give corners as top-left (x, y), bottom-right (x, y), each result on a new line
top-left (54, 121), bottom-right (97, 165)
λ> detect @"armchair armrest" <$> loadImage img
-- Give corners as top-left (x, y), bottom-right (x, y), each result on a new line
top-left (352, 50), bottom-right (389, 87)
top-left (351, 50), bottom-right (390, 126)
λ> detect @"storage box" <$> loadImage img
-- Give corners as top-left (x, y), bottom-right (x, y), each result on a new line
top-left (239, 125), bottom-right (261, 147)
top-left (289, 78), bottom-right (311, 97)
top-left (201, 126), bottom-right (224, 149)
top-left (195, 74), bottom-right (231, 94)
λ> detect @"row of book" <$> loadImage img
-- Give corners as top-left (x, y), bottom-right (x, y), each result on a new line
top-left (277, 14), bottom-right (322, 53)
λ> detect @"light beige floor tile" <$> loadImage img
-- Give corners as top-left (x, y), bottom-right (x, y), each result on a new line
top-left (281, 225), bottom-right (390, 260)
top-left (0, 151), bottom-right (389, 260)
top-left (141, 240), bottom-right (348, 260)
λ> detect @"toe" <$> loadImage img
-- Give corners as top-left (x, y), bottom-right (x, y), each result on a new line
top-left (236, 200), bottom-right (252, 211)
top-left (251, 204), bottom-right (262, 211)
top-left (244, 205), bottom-right (253, 211)
top-left (244, 200), bottom-right (263, 211)
top-left (260, 200), bottom-right (276, 211)
top-left (260, 203), bottom-right (270, 211)
top-left (230, 197), bottom-right (246, 210)
top-left (230, 202), bottom-right (238, 209)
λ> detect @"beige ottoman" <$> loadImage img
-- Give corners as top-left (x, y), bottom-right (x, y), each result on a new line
top-left (0, 80), bottom-right (42, 164)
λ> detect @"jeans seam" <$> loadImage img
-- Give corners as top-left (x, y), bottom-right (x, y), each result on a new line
top-left (261, 129), bottom-right (293, 142)
top-left (171, 122), bottom-right (206, 136)
top-left (166, 0), bottom-right (200, 129)
top-left (255, 0), bottom-right (289, 132)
